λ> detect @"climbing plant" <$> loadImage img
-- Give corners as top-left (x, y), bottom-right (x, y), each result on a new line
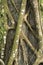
top-left (0, 0), bottom-right (43, 65)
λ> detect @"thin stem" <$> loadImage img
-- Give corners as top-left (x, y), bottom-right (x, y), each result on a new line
top-left (20, 39), bottom-right (29, 65)
top-left (30, 1), bottom-right (43, 65)
top-left (7, 0), bottom-right (27, 65)
top-left (33, 57), bottom-right (43, 65)
top-left (32, 0), bottom-right (43, 49)
top-left (24, 13), bottom-right (39, 39)
top-left (11, 0), bottom-right (19, 13)
top-left (21, 31), bottom-right (38, 55)
top-left (0, 59), bottom-right (5, 65)
top-left (3, 0), bottom-right (15, 28)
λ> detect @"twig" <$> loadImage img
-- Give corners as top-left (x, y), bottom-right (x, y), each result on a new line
top-left (21, 31), bottom-right (38, 55)
top-left (24, 13), bottom-right (39, 39)
top-left (20, 38), bottom-right (29, 65)
top-left (3, 0), bottom-right (15, 29)
top-left (11, 0), bottom-right (19, 13)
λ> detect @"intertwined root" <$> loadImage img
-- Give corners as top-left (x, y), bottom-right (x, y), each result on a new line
top-left (0, 0), bottom-right (43, 65)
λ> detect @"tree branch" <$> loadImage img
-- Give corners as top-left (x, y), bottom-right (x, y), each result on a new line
top-left (21, 31), bottom-right (38, 55)
top-left (11, 0), bottom-right (19, 13)
top-left (7, 0), bottom-right (27, 65)
top-left (3, 0), bottom-right (15, 30)
top-left (24, 13), bottom-right (39, 39)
